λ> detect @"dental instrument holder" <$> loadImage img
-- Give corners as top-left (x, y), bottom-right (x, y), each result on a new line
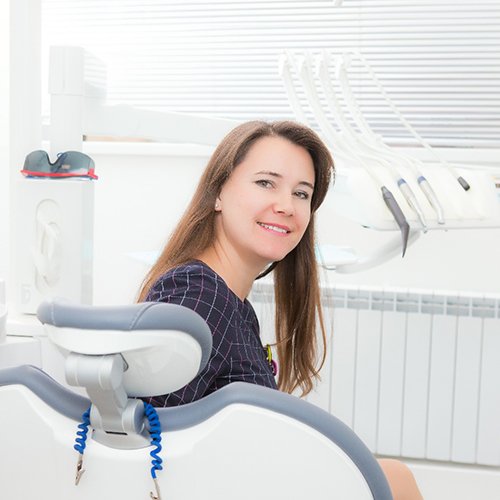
top-left (65, 352), bottom-right (148, 449)
top-left (281, 51), bottom-right (413, 257)
top-left (280, 49), bottom-right (500, 270)
top-left (39, 300), bottom-right (212, 450)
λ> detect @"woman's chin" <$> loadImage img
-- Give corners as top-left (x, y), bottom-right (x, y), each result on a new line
top-left (257, 250), bottom-right (289, 265)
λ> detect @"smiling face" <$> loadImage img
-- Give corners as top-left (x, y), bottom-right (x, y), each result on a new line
top-left (214, 135), bottom-right (315, 269)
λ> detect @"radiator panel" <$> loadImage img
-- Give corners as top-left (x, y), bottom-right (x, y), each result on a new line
top-left (330, 308), bottom-right (357, 427)
top-left (451, 316), bottom-right (482, 464)
top-left (427, 314), bottom-right (457, 461)
top-left (353, 309), bottom-right (382, 451)
top-left (401, 313), bottom-right (432, 459)
top-left (377, 311), bottom-right (407, 456)
top-left (477, 318), bottom-right (500, 466)
top-left (251, 284), bottom-right (500, 466)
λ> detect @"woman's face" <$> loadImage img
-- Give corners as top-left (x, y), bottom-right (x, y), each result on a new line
top-left (215, 135), bottom-right (315, 268)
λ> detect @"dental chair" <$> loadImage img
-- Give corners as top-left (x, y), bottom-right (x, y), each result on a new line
top-left (0, 301), bottom-right (393, 500)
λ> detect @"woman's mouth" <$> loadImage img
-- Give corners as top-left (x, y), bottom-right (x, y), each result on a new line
top-left (257, 222), bottom-right (291, 235)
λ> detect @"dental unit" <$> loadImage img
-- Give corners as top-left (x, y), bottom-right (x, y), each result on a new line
top-left (297, 50), bottom-right (428, 234)
top-left (280, 51), bottom-right (412, 256)
top-left (279, 49), bottom-right (500, 271)
top-left (319, 52), bottom-right (433, 230)
top-left (329, 53), bottom-right (445, 225)
top-left (331, 52), bottom-right (481, 223)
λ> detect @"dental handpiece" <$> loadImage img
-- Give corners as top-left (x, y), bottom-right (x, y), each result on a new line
top-left (417, 176), bottom-right (445, 224)
top-left (397, 179), bottom-right (428, 231)
top-left (381, 186), bottom-right (410, 257)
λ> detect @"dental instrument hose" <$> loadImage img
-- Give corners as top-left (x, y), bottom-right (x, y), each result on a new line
top-left (74, 407), bottom-right (91, 455)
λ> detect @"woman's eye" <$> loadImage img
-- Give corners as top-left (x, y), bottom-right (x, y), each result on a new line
top-left (255, 179), bottom-right (273, 188)
top-left (295, 191), bottom-right (310, 200)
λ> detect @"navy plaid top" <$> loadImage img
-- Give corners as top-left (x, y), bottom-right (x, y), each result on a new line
top-left (144, 260), bottom-right (278, 407)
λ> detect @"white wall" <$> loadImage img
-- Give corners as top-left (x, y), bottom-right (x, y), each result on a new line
top-left (89, 146), bottom-right (211, 305)
top-left (87, 145), bottom-right (500, 307)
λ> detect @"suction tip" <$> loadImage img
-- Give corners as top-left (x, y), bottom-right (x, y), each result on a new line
top-left (457, 176), bottom-right (470, 191)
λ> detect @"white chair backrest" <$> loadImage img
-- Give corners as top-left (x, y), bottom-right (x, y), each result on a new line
top-left (0, 301), bottom-right (393, 499)
top-left (0, 365), bottom-right (392, 499)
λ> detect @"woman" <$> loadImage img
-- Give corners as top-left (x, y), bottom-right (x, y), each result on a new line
top-left (138, 120), bottom-right (422, 500)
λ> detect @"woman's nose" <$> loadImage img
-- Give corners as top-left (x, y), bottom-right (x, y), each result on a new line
top-left (273, 194), bottom-right (294, 216)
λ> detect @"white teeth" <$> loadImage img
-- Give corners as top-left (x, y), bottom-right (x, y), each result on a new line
top-left (258, 222), bottom-right (288, 234)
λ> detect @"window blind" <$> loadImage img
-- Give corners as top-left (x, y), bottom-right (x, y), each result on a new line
top-left (42, 0), bottom-right (500, 147)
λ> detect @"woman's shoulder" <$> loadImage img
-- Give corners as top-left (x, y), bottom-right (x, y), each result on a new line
top-left (146, 260), bottom-right (225, 302)
top-left (145, 260), bottom-right (247, 337)
top-left (164, 260), bottom-right (218, 281)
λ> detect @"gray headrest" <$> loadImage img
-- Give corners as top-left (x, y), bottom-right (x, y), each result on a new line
top-left (37, 300), bottom-right (213, 372)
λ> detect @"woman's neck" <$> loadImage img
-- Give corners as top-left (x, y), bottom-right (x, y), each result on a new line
top-left (195, 245), bottom-right (267, 302)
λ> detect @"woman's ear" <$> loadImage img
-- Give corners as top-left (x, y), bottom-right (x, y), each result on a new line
top-left (215, 197), bottom-right (222, 212)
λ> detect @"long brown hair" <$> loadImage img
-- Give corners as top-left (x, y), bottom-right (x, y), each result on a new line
top-left (138, 120), bottom-right (334, 396)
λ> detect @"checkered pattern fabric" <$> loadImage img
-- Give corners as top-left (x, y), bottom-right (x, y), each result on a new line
top-left (144, 260), bottom-right (278, 407)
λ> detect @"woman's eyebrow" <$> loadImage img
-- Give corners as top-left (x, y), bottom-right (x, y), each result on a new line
top-left (254, 170), bottom-right (314, 190)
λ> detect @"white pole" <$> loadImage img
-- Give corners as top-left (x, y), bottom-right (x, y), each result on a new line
top-left (0, 1), bottom-right (11, 289)
top-left (49, 46), bottom-right (85, 157)
top-left (7, 0), bottom-right (42, 307)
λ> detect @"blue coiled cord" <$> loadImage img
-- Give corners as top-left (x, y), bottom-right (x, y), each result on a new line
top-left (74, 407), bottom-right (91, 454)
top-left (73, 403), bottom-right (163, 482)
top-left (144, 402), bottom-right (163, 479)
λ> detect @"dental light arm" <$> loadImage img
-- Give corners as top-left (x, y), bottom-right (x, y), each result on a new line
top-left (47, 46), bottom-right (241, 158)
top-left (83, 101), bottom-right (240, 147)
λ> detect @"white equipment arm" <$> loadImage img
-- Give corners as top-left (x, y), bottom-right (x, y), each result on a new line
top-left (46, 46), bottom-right (240, 157)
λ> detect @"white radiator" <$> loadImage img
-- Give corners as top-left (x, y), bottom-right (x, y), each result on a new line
top-left (251, 283), bottom-right (500, 467)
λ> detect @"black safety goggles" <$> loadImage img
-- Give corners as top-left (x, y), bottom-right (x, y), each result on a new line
top-left (21, 150), bottom-right (98, 179)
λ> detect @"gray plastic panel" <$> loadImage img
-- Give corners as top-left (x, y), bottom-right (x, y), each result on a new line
top-left (37, 301), bottom-right (212, 373)
top-left (0, 365), bottom-right (89, 419)
top-left (0, 365), bottom-right (392, 500)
